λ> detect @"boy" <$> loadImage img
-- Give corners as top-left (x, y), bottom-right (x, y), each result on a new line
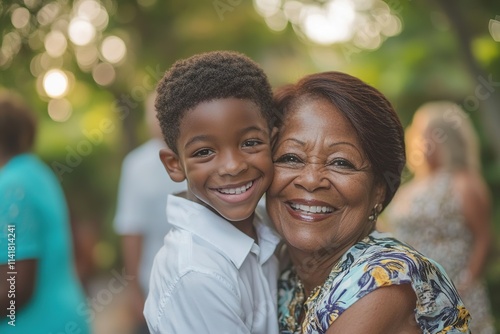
top-left (144, 51), bottom-right (280, 334)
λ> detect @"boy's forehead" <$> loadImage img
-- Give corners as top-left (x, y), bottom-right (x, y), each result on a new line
top-left (177, 98), bottom-right (269, 142)
top-left (181, 97), bottom-right (267, 123)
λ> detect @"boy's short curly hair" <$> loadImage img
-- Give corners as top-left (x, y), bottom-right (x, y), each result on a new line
top-left (155, 51), bottom-right (274, 153)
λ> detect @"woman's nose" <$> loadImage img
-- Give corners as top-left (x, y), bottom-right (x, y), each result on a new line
top-left (293, 163), bottom-right (330, 192)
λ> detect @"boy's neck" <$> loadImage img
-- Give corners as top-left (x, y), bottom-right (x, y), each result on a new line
top-left (234, 215), bottom-right (258, 243)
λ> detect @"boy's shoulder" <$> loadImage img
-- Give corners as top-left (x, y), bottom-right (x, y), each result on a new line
top-left (147, 227), bottom-right (244, 309)
top-left (155, 225), bottom-right (241, 281)
top-left (158, 195), bottom-right (280, 283)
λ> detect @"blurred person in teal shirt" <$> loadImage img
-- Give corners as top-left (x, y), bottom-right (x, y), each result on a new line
top-left (0, 92), bottom-right (90, 333)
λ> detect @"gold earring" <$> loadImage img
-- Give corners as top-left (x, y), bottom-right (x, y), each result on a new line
top-left (368, 203), bottom-right (383, 222)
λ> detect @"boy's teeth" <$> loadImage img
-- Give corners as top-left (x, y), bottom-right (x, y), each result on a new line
top-left (218, 181), bottom-right (253, 195)
top-left (290, 203), bottom-right (333, 213)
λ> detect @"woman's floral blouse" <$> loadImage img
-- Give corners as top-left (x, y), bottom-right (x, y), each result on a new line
top-left (278, 231), bottom-right (471, 334)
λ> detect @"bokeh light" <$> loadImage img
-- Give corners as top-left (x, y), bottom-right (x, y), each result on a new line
top-left (30, 53), bottom-right (44, 77)
top-left (254, 0), bottom-right (402, 49)
top-left (77, 0), bottom-right (109, 30)
top-left (68, 17), bottom-right (96, 45)
top-left (44, 30), bottom-right (67, 57)
top-left (254, 0), bottom-right (281, 17)
top-left (37, 2), bottom-right (61, 26)
top-left (92, 62), bottom-right (115, 86)
top-left (11, 7), bottom-right (31, 29)
top-left (301, 1), bottom-right (355, 44)
top-left (265, 12), bottom-right (288, 31)
top-left (40, 52), bottom-right (64, 71)
top-left (2, 31), bottom-right (22, 56)
top-left (77, 0), bottom-right (102, 20)
top-left (0, 50), bottom-right (10, 68)
top-left (75, 45), bottom-right (99, 71)
top-left (1, 0), bottom-right (115, 88)
top-left (489, 17), bottom-right (500, 42)
top-left (48, 98), bottom-right (73, 122)
top-left (100, 35), bottom-right (126, 64)
top-left (43, 69), bottom-right (69, 98)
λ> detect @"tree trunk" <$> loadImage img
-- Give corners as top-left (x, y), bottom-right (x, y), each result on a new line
top-left (434, 0), bottom-right (500, 163)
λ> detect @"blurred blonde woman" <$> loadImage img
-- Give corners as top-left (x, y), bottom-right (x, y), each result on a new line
top-left (385, 101), bottom-right (495, 334)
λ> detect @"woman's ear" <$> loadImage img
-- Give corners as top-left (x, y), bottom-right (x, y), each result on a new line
top-left (159, 148), bottom-right (186, 182)
top-left (374, 181), bottom-right (387, 208)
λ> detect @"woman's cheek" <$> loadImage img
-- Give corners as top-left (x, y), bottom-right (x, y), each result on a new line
top-left (269, 167), bottom-right (292, 196)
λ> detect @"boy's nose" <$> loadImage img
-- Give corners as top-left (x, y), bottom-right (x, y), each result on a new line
top-left (218, 150), bottom-right (249, 176)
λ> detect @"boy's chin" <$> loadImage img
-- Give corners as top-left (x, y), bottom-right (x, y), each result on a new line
top-left (192, 193), bottom-right (258, 223)
top-left (216, 208), bottom-right (255, 223)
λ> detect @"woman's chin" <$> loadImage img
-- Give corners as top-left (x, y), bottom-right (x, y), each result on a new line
top-left (285, 234), bottom-right (331, 254)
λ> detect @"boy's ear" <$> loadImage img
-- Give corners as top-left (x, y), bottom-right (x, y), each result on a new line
top-left (270, 127), bottom-right (279, 148)
top-left (159, 148), bottom-right (186, 182)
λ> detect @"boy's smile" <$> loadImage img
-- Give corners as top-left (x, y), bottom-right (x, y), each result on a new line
top-left (161, 97), bottom-right (274, 231)
top-left (212, 180), bottom-right (255, 202)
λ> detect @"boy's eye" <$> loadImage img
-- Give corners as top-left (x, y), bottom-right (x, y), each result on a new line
top-left (193, 148), bottom-right (213, 157)
top-left (242, 139), bottom-right (263, 147)
top-left (274, 153), bottom-right (303, 164)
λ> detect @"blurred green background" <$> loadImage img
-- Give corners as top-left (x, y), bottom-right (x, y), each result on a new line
top-left (1, 0), bottom-right (499, 332)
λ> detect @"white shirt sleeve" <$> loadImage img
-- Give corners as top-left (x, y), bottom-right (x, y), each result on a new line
top-left (146, 271), bottom-right (251, 334)
top-left (113, 155), bottom-right (145, 234)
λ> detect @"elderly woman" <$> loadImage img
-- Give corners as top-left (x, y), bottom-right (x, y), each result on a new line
top-left (266, 72), bottom-right (470, 333)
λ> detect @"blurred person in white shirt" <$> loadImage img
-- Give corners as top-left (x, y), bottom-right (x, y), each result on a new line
top-left (113, 92), bottom-right (186, 334)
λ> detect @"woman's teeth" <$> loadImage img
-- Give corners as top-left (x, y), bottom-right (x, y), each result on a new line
top-left (218, 181), bottom-right (253, 195)
top-left (290, 203), bottom-right (334, 213)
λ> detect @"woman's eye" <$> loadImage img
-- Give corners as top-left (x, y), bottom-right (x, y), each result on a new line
top-left (274, 154), bottom-right (303, 164)
top-left (329, 159), bottom-right (355, 169)
top-left (193, 148), bottom-right (213, 157)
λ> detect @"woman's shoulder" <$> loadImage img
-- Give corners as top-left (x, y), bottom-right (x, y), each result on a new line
top-left (330, 232), bottom-right (470, 332)
top-left (356, 231), bottom-right (425, 260)
top-left (350, 231), bottom-right (450, 282)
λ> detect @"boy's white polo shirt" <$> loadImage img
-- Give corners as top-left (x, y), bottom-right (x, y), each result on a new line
top-left (144, 195), bottom-right (281, 334)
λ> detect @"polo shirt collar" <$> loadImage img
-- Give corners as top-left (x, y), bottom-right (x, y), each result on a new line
top-left (166, 195), bottom-right (280, 269)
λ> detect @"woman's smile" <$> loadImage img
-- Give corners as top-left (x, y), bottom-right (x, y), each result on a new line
top-left (285, 199), bottom-right (336, 222)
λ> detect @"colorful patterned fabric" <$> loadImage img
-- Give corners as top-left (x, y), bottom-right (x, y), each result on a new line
top-left (278, 231), bottom-right (470, 334)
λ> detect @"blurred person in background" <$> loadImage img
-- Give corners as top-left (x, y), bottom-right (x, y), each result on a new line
top-left (113, 92), bottom-right (186, 334)
top-left (0, 91), bottom-right (90, 333)
top-left (385, 101), bottom-right (495, 334)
